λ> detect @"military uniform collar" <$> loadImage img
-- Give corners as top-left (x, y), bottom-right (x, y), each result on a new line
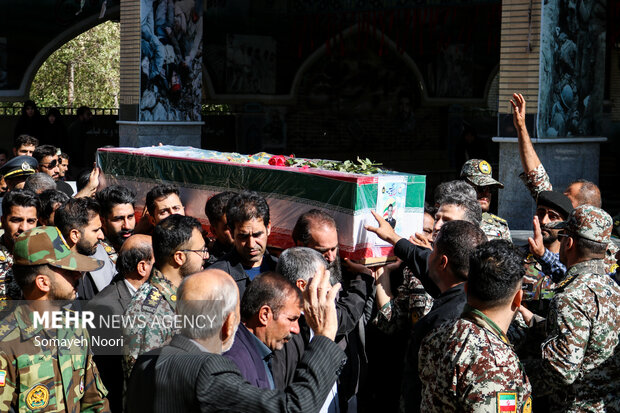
top-left (100, 237), bottom-right (116, 254)
top-left (148, 267), bottom-right (178, 308)
top-left (100, 237), bottom-right (118, 262)
top-left (558, 259), bottom-right (606, 289)
top-left (462, 304), bottom-right (511, 346)
top-left (0, 239), bottom-right (12, 262)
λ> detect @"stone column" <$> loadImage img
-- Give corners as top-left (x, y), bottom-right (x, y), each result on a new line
top-left (118, 0), bottom-right (203, 147)
top-left (493, 0), bottom-right (607, 230)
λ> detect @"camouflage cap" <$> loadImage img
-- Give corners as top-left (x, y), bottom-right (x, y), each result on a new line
top-left (460, 159), bottom-right (504, 188)
top-left (13, 226), bottom-right (104, 271)
top-left (0, 155), bottom-right (37, 179)
top-left (549, 205), bottom-right (612, 243)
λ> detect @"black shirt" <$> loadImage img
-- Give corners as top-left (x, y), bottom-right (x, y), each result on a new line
top-left (401, 283), bottom-right (468, 413)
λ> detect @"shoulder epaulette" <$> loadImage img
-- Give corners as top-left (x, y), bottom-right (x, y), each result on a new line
top-left (485, 213), bottom-right (507, 224)
top-left (0, 314), bottom-right (17, 341)
top-left (142, 288), bottom-right (163, 313)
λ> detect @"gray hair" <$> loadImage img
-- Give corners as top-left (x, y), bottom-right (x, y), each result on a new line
top-left (176, 275), bottom-right (238, 340)
top-left (24, 173), bottom-right (56, 194)
top-left (434, 180), bottom-right (477, 206)
top-left (276, 247), bottom-right (327, 284)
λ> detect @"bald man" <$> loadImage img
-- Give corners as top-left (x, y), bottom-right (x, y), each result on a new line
top-left (127, 268), bottom-right (349, 413)
top-left (89, 234), bottom-right (154, 313)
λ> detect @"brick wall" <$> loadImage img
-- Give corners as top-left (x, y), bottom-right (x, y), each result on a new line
top-left (498, 0), bottom-right (542, 114)
top-left (120, 0), bottom-right (141, 107)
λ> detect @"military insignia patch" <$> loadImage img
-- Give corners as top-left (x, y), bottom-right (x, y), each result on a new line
top-left (479, 161), bottom-right (491, 174)
top-left (79, 377), bottom-right (84, 394)
top-left (26, 384), bottom-right (49, 410)
top-left (0, 370), bottom-right (6, 386)
top-left (55, 227), bottom-right (71, 250)
top-left (497, 392), bottom-right (517, 413)
top-left (170, 294), bottom-right (177, 302)
top-left (522, 397), bottom-right (532, 413)
top-left (143, 289), bottom-right (162, 312)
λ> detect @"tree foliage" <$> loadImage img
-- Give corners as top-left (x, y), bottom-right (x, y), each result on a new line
top-left (30, 20), bottom-right (120, 108)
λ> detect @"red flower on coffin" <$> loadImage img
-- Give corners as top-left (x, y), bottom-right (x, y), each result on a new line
top-left (268, 155), bottom-right (288, 166)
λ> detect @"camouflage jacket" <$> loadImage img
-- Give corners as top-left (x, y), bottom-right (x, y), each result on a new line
top-left (419, 306), bottom-right (532, 413)
top-left (519, 163), bottom-right (552, 199)
top-left (604, 241), bottom-right (619, 274)
top-left (122, 267), bottom-right (178, 382)
top-left (0, 305), bottom-right (109, 412)
top-left (524, 259), bottom-right (620, 412)
top-left (480, 212), bottom-right (512, 242)
top-left (0, 240), bottom-right (13, 304)
top-left (519, 164), bottom-right (619, 273)
top-left (520, 244), bottom-right (558, 317)
top-left (372, 265), bottom-right (433, 335)
top-left (99, 238), bottom-right (118, 265)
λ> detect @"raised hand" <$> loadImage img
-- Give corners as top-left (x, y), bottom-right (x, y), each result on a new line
top-left (365, 210), bottom-right (403, 246)
top-left (510, 93), bottom-right (527, 130)
top-left (303, 268), bottom-right (341, 340)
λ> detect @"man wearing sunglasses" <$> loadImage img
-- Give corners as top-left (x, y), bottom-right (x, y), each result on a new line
top-left (32, 144), bottom-right (74, 196)
top-left (520, 191), bottom-right (573, 316)
top-left (520, 205), bottom-right (620, 412)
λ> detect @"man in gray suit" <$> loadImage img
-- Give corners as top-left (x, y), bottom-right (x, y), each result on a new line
top-left (87, 234), bottom-right (153, 412)
top-left (126, 268), bottom-right (346, 413)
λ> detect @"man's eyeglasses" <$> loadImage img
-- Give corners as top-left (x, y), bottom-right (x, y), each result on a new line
top-left (181, 247), bottom-right (209, 258)
top-left (40, 159), bottom-right (57, 169)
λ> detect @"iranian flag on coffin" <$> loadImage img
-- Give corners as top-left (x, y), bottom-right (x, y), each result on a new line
top-left (96, 146), bottom-right (426, 262)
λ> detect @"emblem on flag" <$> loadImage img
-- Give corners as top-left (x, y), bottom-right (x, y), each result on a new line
top-left (497, 392), bottom-right (517, 413)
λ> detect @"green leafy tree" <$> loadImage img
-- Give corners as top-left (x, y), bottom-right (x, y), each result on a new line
top-left (30, 20), bottom-right (120, 108)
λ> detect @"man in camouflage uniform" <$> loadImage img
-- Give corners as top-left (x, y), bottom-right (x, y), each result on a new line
top-left (96, 185), bottom-right (138, 265)
top-left (418, 240), bottom-right (532, 413)
top-left (460, 159), bottom-right (511, 241)
top-left (0, 190), bottom-right (39, 303)
top-left (0, 226), bottom-right (109, 412)
top-left (399, 221), bottom-right (487, 413)
top-left (511, 92), bottom-right (618, 273)
top-left (520, 205), bottom-right (620, 412)
top-left (122, 214), bottom-right (206, 381)
top-left (520, 191), bottom-right (573, 316)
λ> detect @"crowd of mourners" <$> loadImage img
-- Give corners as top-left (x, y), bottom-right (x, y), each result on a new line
top-left (0, 93), bottom-right (618, 413)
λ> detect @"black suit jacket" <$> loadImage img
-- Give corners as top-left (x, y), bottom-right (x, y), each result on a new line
top-left (86, 279), bottom-right (133, 413)
top-left (87, 279), bottom-right (133, 315)
top-left (272, 272), bottom-right (374, 410)
top-left (401, 283), bottom-right (467, 413)
top-left (126, 334), bottom-right (346, 413)
top-left (209, 250), bottom-right (278, 297)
